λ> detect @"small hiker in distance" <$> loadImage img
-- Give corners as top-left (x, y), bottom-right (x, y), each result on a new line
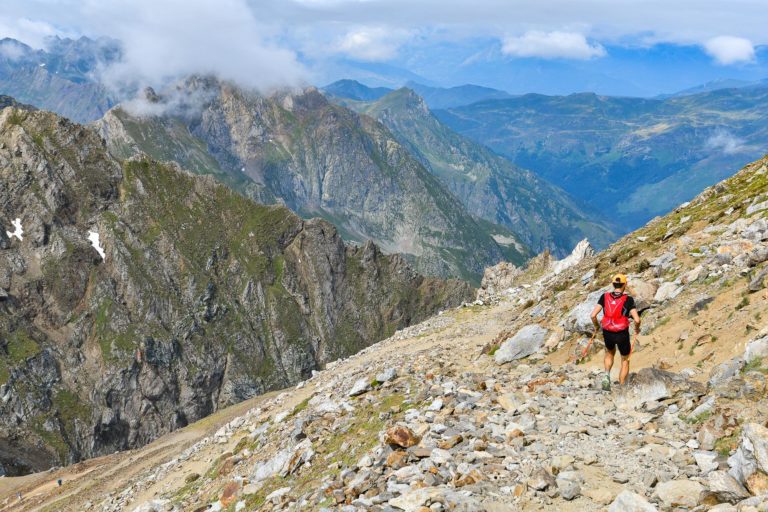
top-left (590, 274), bottom-right (641, 390)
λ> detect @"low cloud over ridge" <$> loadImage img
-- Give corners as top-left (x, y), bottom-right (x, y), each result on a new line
top-left (502, 31), bottom-right (606, 60)
top-left (704, 36), bottom-right (755, 65)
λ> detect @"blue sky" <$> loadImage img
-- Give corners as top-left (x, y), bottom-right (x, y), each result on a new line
top-left (2, 0), bottom-right (768, 97)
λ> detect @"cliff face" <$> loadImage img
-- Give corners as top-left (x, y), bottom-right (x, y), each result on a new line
top-left (0, 106), bottom-right (472, 476)
top-left (95, 78), bottom-right (529, 282)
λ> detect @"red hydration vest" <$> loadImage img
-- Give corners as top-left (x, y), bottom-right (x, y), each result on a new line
top-left (601, 292), bottom-right (630, 332)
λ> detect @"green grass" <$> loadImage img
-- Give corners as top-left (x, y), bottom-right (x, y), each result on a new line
top-left (8, 330), bottom-right (40, 362)
top-left (684, 410), bottom-right (712, 424)
top-left (743, 357), bottom-right (768, 374)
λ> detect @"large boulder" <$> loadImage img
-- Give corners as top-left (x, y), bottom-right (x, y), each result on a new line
top-left (629, 278), bottom-right (657, 313)
top-left (607, 490), bottom-right (657, 512)
top-left (615, 368), bottom-right (706, 410)
top-left (563, 289), bottom-right (606, 335)
top-left (707, 471), bottom-right (750, 503)
top-left (728, 422), bottom-right (768, 493)
top-left (494, 325), bottom-right (549, 364)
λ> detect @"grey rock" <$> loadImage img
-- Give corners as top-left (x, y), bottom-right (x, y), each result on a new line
top-left (615, 368), bottom-right (705, 410)
top-left (693, 450), bottom-right (718, 474)
top-left (748, 266), bottom-right (768, 292)
top-left (348, 378), bottom-right (372, 397)
top-left (728, 422), bottom-right (768, 485)
top-left (563, 289), bottom-right (605, 335)
top-left (556, 471), bottom-right (582, 500)
top-left (707, 470), bottom-right (750, 504)
top-left (654, 282), bottom-right (683, 302)
top-left (708, 358), bottom-right (746, 388)
top-left (376, 368), bottom-right (398, 383)
top-left (494, 324), bottom-right (549, 364)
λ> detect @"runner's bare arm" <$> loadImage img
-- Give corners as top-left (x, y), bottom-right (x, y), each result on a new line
top-left (590, 305), bottom-right (602, 329)
top-left (630, 308), bottom-right (641, 333)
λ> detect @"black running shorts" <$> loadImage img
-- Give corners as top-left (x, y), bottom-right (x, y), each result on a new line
top-left (603, 329), bottom-right (631, 356)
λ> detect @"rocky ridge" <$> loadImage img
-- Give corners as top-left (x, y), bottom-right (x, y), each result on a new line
top-left (6, 153), bottom-right (766, 510)
top-left (94, 78), bottom-right (528, 282)
top-left (0, 106), bottom-right (472, 477)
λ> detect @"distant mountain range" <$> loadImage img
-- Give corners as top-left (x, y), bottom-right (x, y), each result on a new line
top-left (0, 37), bottom-right (118, 122)
top-left (434, 88), bottom-right (768, 230)
top-left (323, 79), bottom-right (512, 109)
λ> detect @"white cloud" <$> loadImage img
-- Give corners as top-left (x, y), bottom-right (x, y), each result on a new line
top-left (93, 0), bottom-right (306, 94)
top-left (704, 36), bottom-right (755, 65)
top-left (706, 130), bottom-right (747, 154)
top-left (501, 31), bottom-right (606, 60)
top-left (335, 26), bottom-right (410, 61)
top-left (0, 17), bottom-right (68, 48)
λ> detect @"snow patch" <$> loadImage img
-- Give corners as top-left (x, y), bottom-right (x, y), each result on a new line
top-left (88, 231), bottom-right (106, 260)
top-left (6, 218), bottom-right (23, 241)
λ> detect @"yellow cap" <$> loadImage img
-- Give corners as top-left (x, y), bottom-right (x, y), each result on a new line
top-left (612, 274), bottom-right (628, 285)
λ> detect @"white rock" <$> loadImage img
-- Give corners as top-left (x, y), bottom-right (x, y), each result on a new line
top-left (654, 282), bottom-right (683, 302)
top-left (265, 486), bottom-right (291, 502)
top-left (607, 490), bottom-right (657, 512)
top-left (654, 479), bottom-right (703, 508)
top-left (427, 399), bottom-right (443, 411)
top-left (348, 378), bottom-right (371, 397)
top-left (744, 336), bottom-right (768, 363)
top-left (693, 450), bottom-right (719, 474)
top-left (551, 239), bottom-right (594, 275)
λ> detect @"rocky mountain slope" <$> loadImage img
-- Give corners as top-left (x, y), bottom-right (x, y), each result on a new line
top-left (0, 105), bottom-right (473, 478)
top-left (0, 37), bottom-right (117, 123)
top-left (5, 149), bottom-right (766, 511)
top-left (95, 78), bottom-right (528, 281)
top-left (436, 87), bottom-right (768, 231)
top-left (343, 87), bottom-right (615, 255)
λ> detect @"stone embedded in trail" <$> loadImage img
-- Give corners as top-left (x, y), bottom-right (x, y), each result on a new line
top-left (654, 479), bottom-right (703, 508)
top-left (614, 367), bottom-right (705, 409)
top-left (494, 324), bottom-right (549, 364)
top-left (384, 426), bottom-right (421, 448)
top-left (607, 490), bottom-right (658, 512)
top-left (555, 470), bottom-right (582, 500)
